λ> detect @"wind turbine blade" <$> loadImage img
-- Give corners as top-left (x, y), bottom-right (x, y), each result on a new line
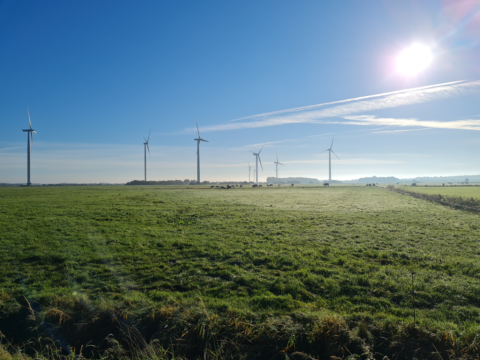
top-left (319, 149), bottom-right (329, 154)
top-left (279, 163), bottom-right (285, 166)
top-left (201, 139), bottom-right (209, 142)
top-left (330, 136), bottom-right (334, 149)
top-left (249, 151), bottom-right (255, 154)
top-left (259, 156), bottom-right (264, 171)
top-left (258, 143), bottom-right (266, 154)
top-left (147, 143), bottom-right (150, 156)
top-left (147, 129), bottom-right (151, 143)
top-left (331, 150), bottom-right (340, 160)
top-left (143, 136), bottom-right (147, 142)
top-left (27, 107), bottom-right (32, 129)
top-left (196, 122), bottom-right (200, 138)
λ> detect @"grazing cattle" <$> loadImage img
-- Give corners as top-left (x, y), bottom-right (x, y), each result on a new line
top-left (412, 183), bottom-right (417, 186)
top-left (291, 184), bottom-right (294, 186)
top-left (240, 185), bottom-right (243, 188)
top-left (221, 186), bottom-right (225, 189)
top-left (372, 184), bottom-right (376, 187)
top-left (252, 184), bottom-right (258, 188)
top-left (210, 186), bottom-right (215, 188)
top-left (323, 183), bottom-right (329, 187)
top-left (278, 184), bottom-right (280, 187)
top-left (259, 185), bottom-right (262, 187)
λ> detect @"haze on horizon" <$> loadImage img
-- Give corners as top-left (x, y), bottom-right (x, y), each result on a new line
top-left (1, 1), bottom-right (480, 184)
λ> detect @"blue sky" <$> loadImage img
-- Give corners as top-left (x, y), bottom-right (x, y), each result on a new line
top-left (1, 0), bottom-right (479, 183)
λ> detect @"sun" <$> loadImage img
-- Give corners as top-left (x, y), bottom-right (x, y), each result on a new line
top-left (396, 44), bottom-right (432, 76)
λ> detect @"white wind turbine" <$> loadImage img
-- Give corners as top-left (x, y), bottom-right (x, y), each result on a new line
top-left (273, 152), bottom-right (285, 178)
top-left (248, 162), bottom-right (252, 182)
top-left (250, 144), bottom-right (265, 184)
top-left (143, 130), bottom-right (151, 182)
top-left (194, 122), bottom-right (208, 184)
top-left (22, 107), bottom-right (37, 186)
top-left (319, 136), bottom-right (339, 182)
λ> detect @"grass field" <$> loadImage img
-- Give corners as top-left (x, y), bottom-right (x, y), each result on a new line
top-left (406, 185), bottom-right (480, 199)
top-left (1, 185), bottom-right (479, 359)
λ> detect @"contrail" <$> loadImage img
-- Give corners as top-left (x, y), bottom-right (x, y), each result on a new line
top-left (228, 80), bottom-right (467, 122)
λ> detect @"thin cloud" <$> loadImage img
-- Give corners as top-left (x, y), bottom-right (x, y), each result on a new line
top-left (191, 79), bottom-right (480, 132)
top-left (342, 115), bottom-right (480, 131)
top-left (228, 80), bottom-right (465, 122)
top-left (372, 128), bottom-right (430, 134)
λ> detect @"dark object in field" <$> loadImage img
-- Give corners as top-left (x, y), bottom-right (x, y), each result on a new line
top-left (240, 185), bottom-right (242, 187)
top-left (252, 184), bottom-right (258, 188)
top-left (210, 186), bottom-right (215, 188)
top-left (259, 185), bottom-right (262, 187)
top-left (443, 183), bottom-right (445, 187)
top-left (412, 183), bottom-right (417, 186)
top-left (221, 186), bottom-right (225, 189)
top-left (372, 183), bottom-right (376, 187)
top-left (291, 184), bottom-right (294, 186)
top-left (227, 185), bottom-right (231, 189)
top-left (278, 184), bottom-right (280, 186)
top-left (323, 183), bottom-right (329, 187)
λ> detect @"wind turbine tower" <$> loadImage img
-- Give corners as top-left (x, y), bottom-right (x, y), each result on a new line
top-left (22, 107), bottom-right (37, 186)
top-left (273, 152), bottom-right (285, 178)
top-left (143, 130), bottom-right (151, 182)
top-left (248, 162), bottom-right (252, 182)
top-left (194, 122), bottom-right (208, 184)
top-left (319, 136), bottom-right (340, 182)
top-left (250, 144), bottom-right (265, 183)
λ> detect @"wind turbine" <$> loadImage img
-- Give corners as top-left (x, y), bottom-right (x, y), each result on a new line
top-left (248, 162), bottom-right (252, 182)
top-left (143, 130), bottom-right (151, 182)
top-left (319, 136), bottom-right (339, 182)
top-left (273, 152), bottom-right (285, 178)
top-left (22, 107), bottom-right (37, 186)
top-left (250, 144), bottom-right (265, 184)
top-left (194, 122), bottom-right (208, 184)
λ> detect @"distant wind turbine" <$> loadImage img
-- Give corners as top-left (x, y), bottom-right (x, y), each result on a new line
top-left (248, 162), bottom-right (252, 182)
top-left (250, 144), bottom-right (265, 184)
top-left (22, 107), bottom-right (37, 186)
top-left (194, 122), bottom-right (208, 184)
top-left (319, 136), bottom-right (339, 182)
top-left (273, 152), bottom-right (285, 178)
top-left (143, 130), bottom-right (151, 182)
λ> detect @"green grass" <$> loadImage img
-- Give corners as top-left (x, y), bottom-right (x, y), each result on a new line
top-left (1, 185), bottom-right (479, 358)
top-left (407, 185), bottom-right (480, 199)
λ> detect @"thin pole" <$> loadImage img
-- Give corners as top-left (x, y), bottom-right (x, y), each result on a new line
top-left (144, 144), bottom-right (146, 182)
top-left (328, 150), bottom-right (331, 182)
top-left (27, 132), bottom-right (31, 185)
top-left (255, 155), bottom-right (258, 183)
top-left (249, 166), bottom-right (251, 182)
top-left (275, 163), bottom-right (278, 178)
top-left (197, 140), bottom-right (200, 184)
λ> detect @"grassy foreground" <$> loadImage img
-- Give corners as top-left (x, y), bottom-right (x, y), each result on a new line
top-left (406, 185), bottom-right (480, 199)
top-left (0, 185), bottom-right (479, 359)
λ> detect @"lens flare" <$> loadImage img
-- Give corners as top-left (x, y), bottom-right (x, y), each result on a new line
top-left (396, 44), bottom-right (432, 76)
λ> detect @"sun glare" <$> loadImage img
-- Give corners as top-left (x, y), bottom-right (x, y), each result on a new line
top-left (396, 44), bottom-right (432, 76)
